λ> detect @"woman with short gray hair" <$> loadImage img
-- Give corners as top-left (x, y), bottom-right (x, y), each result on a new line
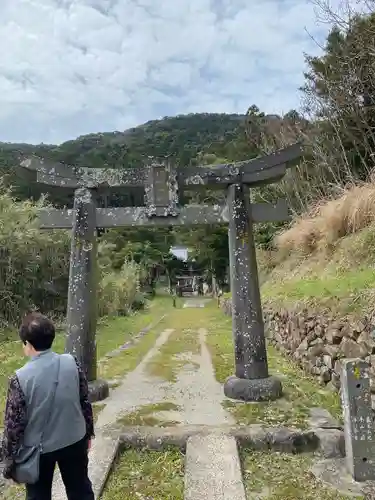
top-left (2, 312), bottom-right (95, 500)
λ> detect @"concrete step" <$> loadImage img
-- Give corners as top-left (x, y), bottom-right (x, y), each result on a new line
top-left (184, 433), bottom-right (246, 500)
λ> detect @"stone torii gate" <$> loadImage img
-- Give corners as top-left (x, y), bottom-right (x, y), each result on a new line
top-left (19, 143), bottom-right (302, 402)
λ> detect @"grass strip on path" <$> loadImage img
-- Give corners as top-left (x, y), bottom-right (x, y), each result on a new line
top-left (204, 302), bottom-right (341, 428)
top-left (102, 448), bottom-right (184, 500)
top-left (241, 450), bottom-right (362, 499)
top-left (92, 403), bottom-right (106, 424)
top-left (117, 402), bottom-right (180, 427)
top-left (2, 483), bottom-right (24, 499)
top-left (0, 296), bottom-right (174, 424)
top-left (97, 297), bottom-right (173, 381)
top-left (145, 305), bottom-right (208, 381)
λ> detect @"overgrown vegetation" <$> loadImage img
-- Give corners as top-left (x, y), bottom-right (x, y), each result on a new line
top-left (102, 448), bottom-right (184, 500)
top-left (0, 186), bottom-right (146, 330)
top-left (261, 184), bottom-right (375, 314)
top-left (241, 450), bottom-right (361, 499)
top-left (276, 182), bottom-right (375, 256)
top-left (247, 2), bottom-right (375, 312)
top-left (0, 187), bottom-right (70, 328)
top-left (97, 250), bottom-right (143, 317)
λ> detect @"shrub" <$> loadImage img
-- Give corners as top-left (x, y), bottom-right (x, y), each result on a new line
top-left (132, 291), bottom-right (147, 311)
top-left (98, 259), bottom-right (142, 317)
top-left (0, 186), bottom-right (70, 328)
top-left (0, 192), bottom-right (146, 330)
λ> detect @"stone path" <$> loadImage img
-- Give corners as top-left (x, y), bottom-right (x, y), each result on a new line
top-left (185, 434), bottom-right (246, 500)
top-left (183, 298), bottom-right (211, 308)
top-left (52, 300), bottom-right (238, 499)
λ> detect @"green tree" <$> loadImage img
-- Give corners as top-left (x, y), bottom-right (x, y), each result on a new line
top-left (101, 227), bottom-right (176, 293)
top-left (302, 11), bottom-right (375, 184)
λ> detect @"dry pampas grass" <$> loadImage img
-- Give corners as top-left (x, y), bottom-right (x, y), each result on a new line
top-left (276, 182), bottom-right (375, 255)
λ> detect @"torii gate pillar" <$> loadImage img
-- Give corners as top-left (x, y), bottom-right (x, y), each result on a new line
top-left (225, 184), bottom-right (281, 401)
top-left (66, 187), bottom-right (109, 401)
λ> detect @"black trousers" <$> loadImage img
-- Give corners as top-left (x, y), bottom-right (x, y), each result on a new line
top-left (25, 437), bottom-right (94, 500)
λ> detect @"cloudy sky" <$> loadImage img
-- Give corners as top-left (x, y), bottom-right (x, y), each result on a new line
top-left (0, 0), bottom-right (355, 144)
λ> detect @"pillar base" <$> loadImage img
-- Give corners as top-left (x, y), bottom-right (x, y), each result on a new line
top-left (224, 375), bottom-right (283, 402)
top-left (88, 379), bottom-right (110, 403)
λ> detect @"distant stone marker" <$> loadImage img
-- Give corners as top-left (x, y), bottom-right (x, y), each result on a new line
top-left (19, 142), bottom-right (302, 402)
top-left (341, 359), bottom-right (375, 482)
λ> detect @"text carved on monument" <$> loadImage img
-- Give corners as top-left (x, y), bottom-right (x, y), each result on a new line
top-left (153, 166), bottom-right (169, 206)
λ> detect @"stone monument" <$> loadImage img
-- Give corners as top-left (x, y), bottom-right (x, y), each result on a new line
top-left (341, 359), bottom-right (375, 482)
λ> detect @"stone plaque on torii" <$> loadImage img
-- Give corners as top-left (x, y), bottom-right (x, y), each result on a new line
top-left (19, 143), bottom-right (302, 402)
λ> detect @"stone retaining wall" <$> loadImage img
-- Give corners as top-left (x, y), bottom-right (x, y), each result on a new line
top-left (220, 298), bottom-right (375, 394)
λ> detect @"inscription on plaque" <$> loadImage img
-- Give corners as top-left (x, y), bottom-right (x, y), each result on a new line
top-left (351, 415), bottom-right (373, 441)
top-left (145, 162), bottom-right (179, 217)
top-left (153, 165), bottom-right (169, 206)
top-left (341, 359), bottom-right (375, 482)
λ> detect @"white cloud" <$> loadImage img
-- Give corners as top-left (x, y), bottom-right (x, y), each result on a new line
top-left (0, 0), bottom-right (364, 144)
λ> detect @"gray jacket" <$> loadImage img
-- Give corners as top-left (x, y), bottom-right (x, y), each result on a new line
top-left (16, 350), bottom-right (86, 454)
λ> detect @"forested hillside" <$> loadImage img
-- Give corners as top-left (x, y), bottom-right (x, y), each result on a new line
top-left (0, 112), bottom-right (259, 203)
